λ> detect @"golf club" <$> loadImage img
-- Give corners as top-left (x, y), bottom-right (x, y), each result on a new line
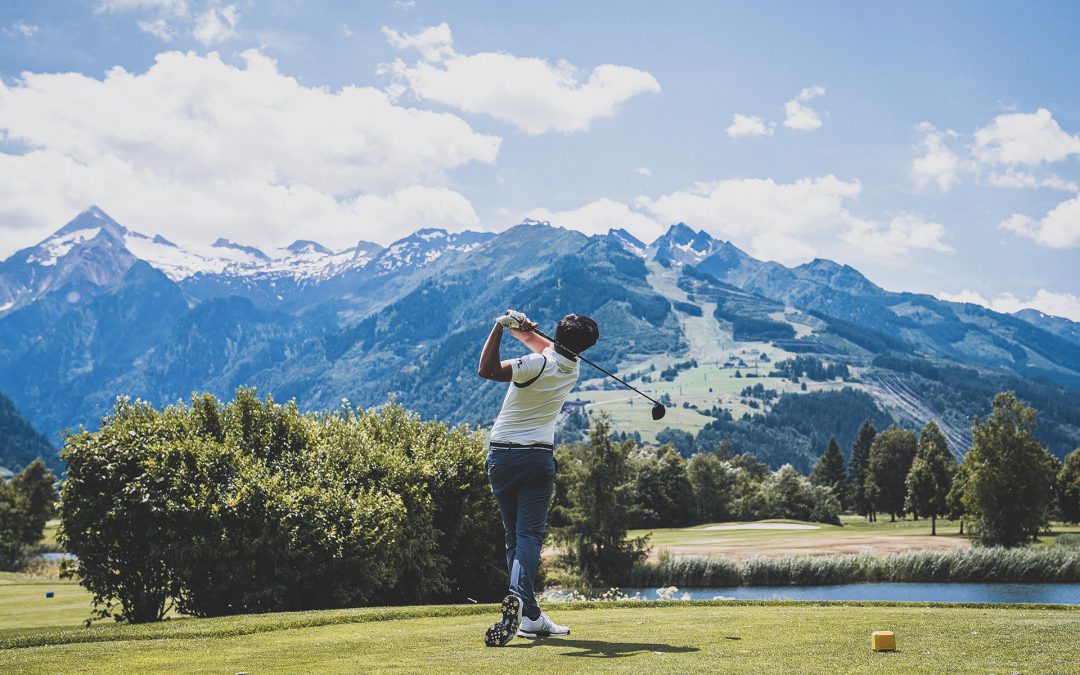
top-left (530, 326), bottom-right (667, 420)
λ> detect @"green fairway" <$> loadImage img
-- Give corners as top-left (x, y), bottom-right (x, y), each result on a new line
top-left (2, 601), bottom-right (1077, 673)
top-left (0, 574), bottom-right (96, 639)
top-left (630, 517), bottom-right (1080, 560)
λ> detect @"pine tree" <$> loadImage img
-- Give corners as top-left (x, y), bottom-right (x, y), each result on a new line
top-left (550, 413), bottom-right (649, 585)
top-left (810, 436), bottom-right (846, 504)
top-left (962, 392), bottom-right (1059, 546)
top-left (847, 420), bottom-right (876, 519)
top-left (904, 421), bottom-right (955, 535)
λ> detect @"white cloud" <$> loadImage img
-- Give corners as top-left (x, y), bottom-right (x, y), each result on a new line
top-left (341, 24), bottom-right (353, 38)
top-left (912, 122), bottom-right (961, 191)
top-left (938, 288), bottom-right (1080, 322)
top-left (913, 109), bottom-right (1080, 195)
top-left (192, 3), bottom-right (239, 46)
top-left (381, 24), bottom-right (454, 62)
top-left (526, 198), bottom-right (663, 242)
top-left (633, 166), bottom-right (652, 177)
top-left (381, 23), bottom-right (660, 135)
top-left (998, 194), bottom-right (1080, 248)
top-left (0, 50), bottom-right (500, 255)
top-left (636, 175), bottom-right (950, 264)
top-left (349, 186), bottom-right (479, 232)
top-left (782, 85), bottom-right (825, 131)
top-left (983, 169), bottom-right (1077, 192)
top-left (974, 108), bottom-right (1080, 167)
top-left (137, 18), bottom-right (174, 41)
top-left (725, 114), bottom-right (775, 138)
top-left (96, 0), bottom-right (188, 16)
top-left (749, 232), bottom-right (815, 265)
top-left (637, 175), bottom-right (860, 240)
top-left (843, 213), bottom-right (953, 257)
top-left (5, 21), bottom-right (40, 38)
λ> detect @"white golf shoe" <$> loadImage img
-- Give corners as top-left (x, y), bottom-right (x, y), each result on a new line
top-left (517, 612), bottom-right (570, 638)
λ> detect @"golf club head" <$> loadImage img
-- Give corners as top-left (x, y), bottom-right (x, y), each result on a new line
top-left (651, 403), bottom-right (667, 420)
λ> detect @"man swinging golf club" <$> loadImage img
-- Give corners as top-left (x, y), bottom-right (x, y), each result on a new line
top-left (477, 309), bottom-right (599, 646)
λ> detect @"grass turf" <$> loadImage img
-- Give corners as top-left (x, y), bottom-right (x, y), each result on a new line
top-left (0, 574), bottom-right (95, 640)
top-left (1, 600), bottom-right (1077, 673)
top-left (631, 517), bottom-right (1080, 559)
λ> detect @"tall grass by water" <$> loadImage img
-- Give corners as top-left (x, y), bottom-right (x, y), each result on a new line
top-left (626, 547), bottom-right (1080, 587)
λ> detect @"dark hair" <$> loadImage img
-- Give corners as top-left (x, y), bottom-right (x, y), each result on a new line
top-left (555, 313), bottom-right (599, 354)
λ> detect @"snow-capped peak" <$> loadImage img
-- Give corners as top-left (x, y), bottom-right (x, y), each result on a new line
top-left (286, 240), bottom-right (332, 255)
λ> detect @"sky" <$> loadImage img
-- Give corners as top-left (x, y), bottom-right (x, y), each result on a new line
top-left (1, 1), bottom-right (1079, 319)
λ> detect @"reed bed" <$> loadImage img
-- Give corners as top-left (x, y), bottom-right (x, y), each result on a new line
top-left (626, 547), bottom-right (1080, 587)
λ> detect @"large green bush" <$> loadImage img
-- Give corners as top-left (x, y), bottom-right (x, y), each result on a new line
top-left (59, 390), bottom-right (503, 623)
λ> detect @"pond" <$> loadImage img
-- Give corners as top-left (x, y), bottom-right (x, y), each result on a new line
top-left (623, 583), bottom-right (1080, 605)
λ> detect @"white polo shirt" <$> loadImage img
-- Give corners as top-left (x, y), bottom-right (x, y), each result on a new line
top-left (489, 346), bottom-right (579, 446)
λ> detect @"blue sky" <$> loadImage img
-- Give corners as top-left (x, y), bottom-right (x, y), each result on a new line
top-left (2, 1), bottom-right (1079, 318)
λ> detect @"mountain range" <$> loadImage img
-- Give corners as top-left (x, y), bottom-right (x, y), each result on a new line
top-left (2, 207), bottom-right (1079, 472)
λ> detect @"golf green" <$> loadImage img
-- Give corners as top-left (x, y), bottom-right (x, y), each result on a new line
top-left (2, 601), bottom-right (1076, 673)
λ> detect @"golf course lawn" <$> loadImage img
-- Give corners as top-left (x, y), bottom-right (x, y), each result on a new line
top-left (630, 516), bottom-right (1080, 560)
top-left (2, 600), bottom-right (1077, 673)
top-left (0, 573), bottom-right (94, 639)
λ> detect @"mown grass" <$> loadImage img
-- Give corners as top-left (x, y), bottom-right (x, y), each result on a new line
top-left (2, 601), bottom-right (1077, 673)
top-left (628, 547), bottom-right (1080, 587)
top-left (630, 517), bottom-right (1080, 559)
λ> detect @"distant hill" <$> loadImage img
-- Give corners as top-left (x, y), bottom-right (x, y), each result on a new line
top-left (0, 391), bottom-right (56, 472)
top-left (2, 208), bottom-right (1079, 470)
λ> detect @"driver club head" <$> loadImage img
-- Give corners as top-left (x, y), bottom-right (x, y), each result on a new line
top-left (651, 403), bottom-right (667, 421)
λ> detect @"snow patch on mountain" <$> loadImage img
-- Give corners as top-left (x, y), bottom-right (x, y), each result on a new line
top-left (26, 228), bottom-right (102, 267)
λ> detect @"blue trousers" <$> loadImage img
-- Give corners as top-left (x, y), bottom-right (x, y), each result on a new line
top-left (486, 447), bottom-right (556, 620)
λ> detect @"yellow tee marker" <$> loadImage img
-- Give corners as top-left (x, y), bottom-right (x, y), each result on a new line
top-left (871, 631), bottom-right (897, 652)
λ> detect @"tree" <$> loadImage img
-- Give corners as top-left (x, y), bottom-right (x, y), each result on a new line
top-left (59, 391), bottom-right (505, 623)
top-left (10, 458), bottom-right (57, 545)
top-left (962, 392), bottom-right (1059, 547)
top-left (810, 437), bottom-right (846, 502)
top-left (761, 465), bottom-right (840, 525)
top-left (946, 459), bottom-right (968, 535)
top-left (551, 413), bottom-right (649, 585)
top-left (687, 451), bottom-right (735, 523)
top-left (847, 420), bottom-right (876, 518)
top-left (904, 422), bottom-right (955, 535)
top-left (655, 428), bottom-right (694, 457)
top-left (0, 480), bottom-right (29, 570)
top-left (1059, 448), bottom-right (1080, 524)
top-left (866, 426), bottom-right (917, 522)
top-left (633, 445), bottom-right (695, 528)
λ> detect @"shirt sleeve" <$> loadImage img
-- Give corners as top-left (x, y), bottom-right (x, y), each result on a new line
top-left (510, 352), bottom-right (546, 384)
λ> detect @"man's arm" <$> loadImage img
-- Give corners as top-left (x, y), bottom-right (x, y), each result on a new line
top-left (508, 320), bottom-right (551, 355)
top-left (477, 322), bottom-right (513, 382)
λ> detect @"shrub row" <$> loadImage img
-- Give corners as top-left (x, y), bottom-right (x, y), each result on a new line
top-left (59, 390), bottom-right (504, 623)
top-left (626, 547), bottom-right (1080, 587)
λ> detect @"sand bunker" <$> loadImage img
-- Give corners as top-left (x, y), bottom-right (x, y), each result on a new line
top-left (701, 523), bottom-right (821, 531)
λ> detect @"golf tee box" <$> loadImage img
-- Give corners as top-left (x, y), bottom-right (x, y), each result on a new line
top-left (871, 631), bottom-right (896, 652)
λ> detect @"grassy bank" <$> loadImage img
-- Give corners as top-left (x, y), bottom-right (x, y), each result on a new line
top-left (2, 600), bottom-right (1077, 673)
top-left (627, 546), bottom-right (1080, 587)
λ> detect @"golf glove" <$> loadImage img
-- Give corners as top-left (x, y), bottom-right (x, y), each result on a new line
top-left (497, 309), bottom-right (528, 329)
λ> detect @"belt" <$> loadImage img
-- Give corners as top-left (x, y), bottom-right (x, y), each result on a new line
top-left (489, 441), bottom-right (554, 451)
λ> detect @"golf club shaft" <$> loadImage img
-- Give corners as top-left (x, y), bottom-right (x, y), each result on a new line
top-left (530, 327), bottom-right (663, 407)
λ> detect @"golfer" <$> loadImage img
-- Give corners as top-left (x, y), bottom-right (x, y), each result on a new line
top-left (477, 309), bottom-right (599, 647)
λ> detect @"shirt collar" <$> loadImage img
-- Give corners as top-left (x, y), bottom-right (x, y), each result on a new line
top-left (545, 346), bottom-right (578, 373)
